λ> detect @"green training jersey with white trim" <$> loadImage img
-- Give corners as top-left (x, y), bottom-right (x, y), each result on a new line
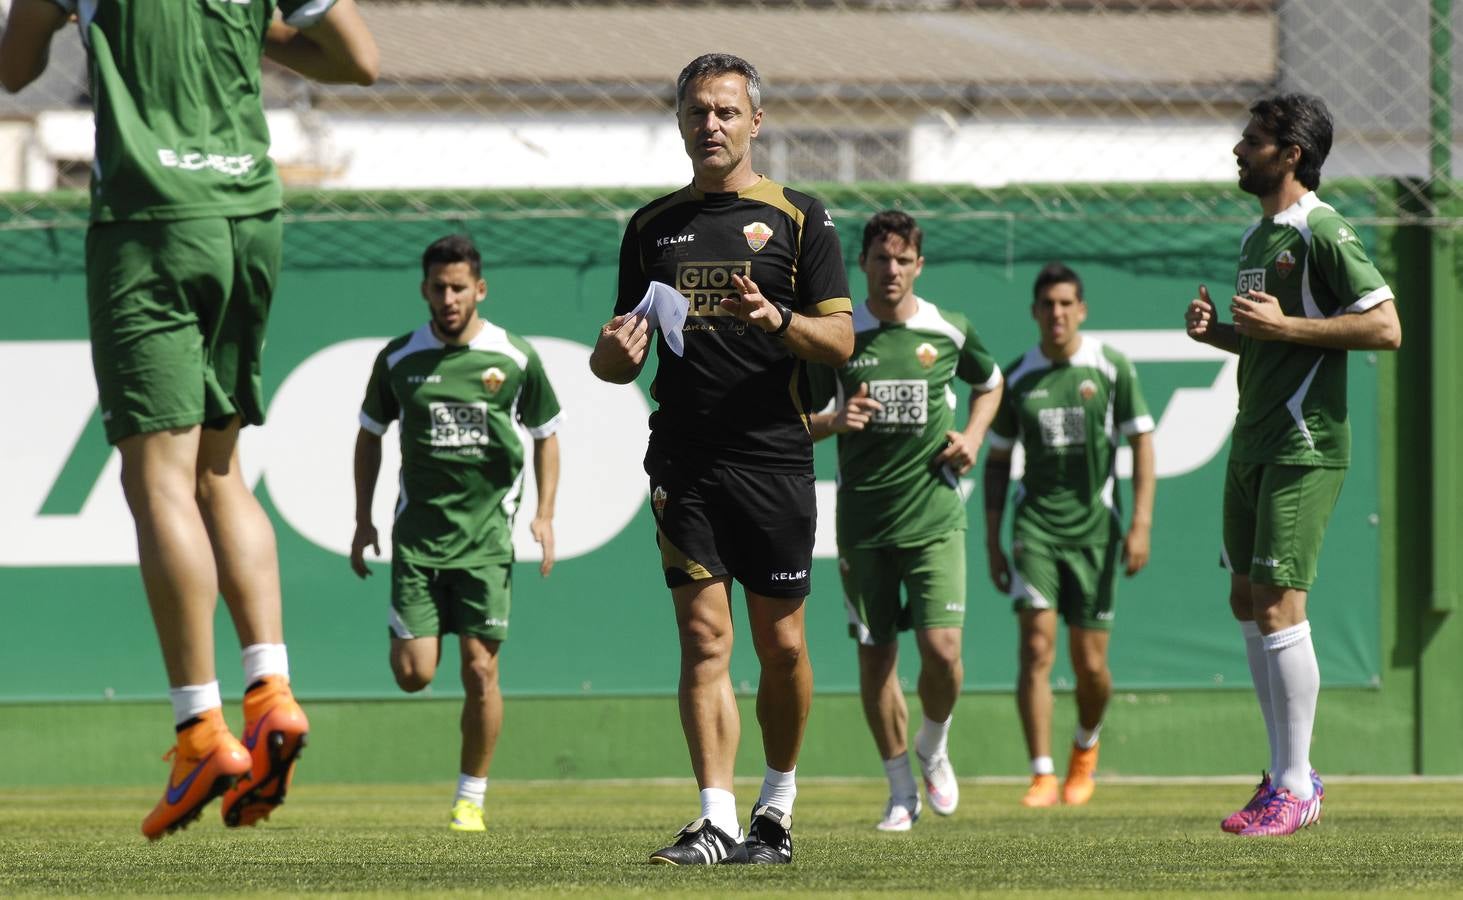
top-left (809, 298), bottom-right (1000, 549)
top-left (1229, 191), bottom-right (1393, 468)
top-left (51, 0), bottom-right (336, 222)
top-left (988, 336), bottom-right (1153, 546)
top-left (360, 321), bottom-right (563, 567)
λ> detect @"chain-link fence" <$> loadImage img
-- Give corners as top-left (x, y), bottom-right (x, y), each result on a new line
top-left (0, 0), bottom-right (1456, 262)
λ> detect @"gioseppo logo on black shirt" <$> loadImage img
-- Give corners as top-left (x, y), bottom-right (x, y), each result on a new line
top-left (677, 260), bottom-right (751, 318)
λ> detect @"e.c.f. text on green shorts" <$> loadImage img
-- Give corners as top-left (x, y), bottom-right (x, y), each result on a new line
top-left (839, 532), bottom-right (966, 645)
top-left (85, 212), bottom-right (281, 444)
top-left (1221, 459), bottom-right (1346, 590)
top-left (1010, 537), bottom-right (1119, 630)
top-left (390, 557), bottom-right (512, 642)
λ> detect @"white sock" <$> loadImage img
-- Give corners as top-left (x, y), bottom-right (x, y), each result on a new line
top-left (758, 765), bottom-right (797, 814)
top-left (169, 682), bottom-right (221, 727)
top-left (241, 643), bottom-right (290, 686)
top-left (883, 752), bottom-right (918, 801)
top-left (1031, 756), bottom-right (1055, 776)
top-left (699, 787), bottom-right (740, 838)
top-left (915, 715), bottom-right (951, 761)
top-left (1241, 620), bottom-right (1279, 774)
top-left (455, 773), bottom-right (486, 807)
top-left (1074, 723), bottom-right (1102, 749)
top-left (1264, 621), bottom-right (1318, 800)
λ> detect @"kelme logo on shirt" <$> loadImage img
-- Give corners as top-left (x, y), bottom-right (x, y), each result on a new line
top-left (915, 342), bottom-right (938, 369)
top-left (429, 402), bottom-right (490, 448)
top-left (743, 222), bottom-right (773, 252)
top-left (1275, 249), bottom-right (1296, 279)
top-left (1237, 268), bottom-right (1266, 294)
top-left (481, 367), bottom-right (506, 394)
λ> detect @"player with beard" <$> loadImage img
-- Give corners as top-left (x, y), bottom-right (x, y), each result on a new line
top-left (351, 235), bottom-right (562, 833)
top-left (591, 52), bottom-right (852, 865)
top-left (1185, 94), bottom-right (1401, 836)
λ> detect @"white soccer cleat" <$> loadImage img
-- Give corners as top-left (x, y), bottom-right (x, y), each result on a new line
top-left (919, 752), bottom-right (960, 816)
top-left (875, 794), bottom-right (922, 832)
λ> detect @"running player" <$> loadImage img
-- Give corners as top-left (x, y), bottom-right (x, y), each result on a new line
top-left (809, 210), bottom-right (1002, 831)
top-left (1185, 93), bottom-right (1401, 836)
top-left (0, 0), bottom-right (377, 839)
top-left (983, 262), bottom-right (1156, 809)
top-left (351, 235), bottom-right (562, 834)
top-left (590, 53), bottom-right (853, 864)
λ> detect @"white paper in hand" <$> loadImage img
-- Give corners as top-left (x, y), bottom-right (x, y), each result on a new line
top-left (629, 281), bottom-right (689, 357)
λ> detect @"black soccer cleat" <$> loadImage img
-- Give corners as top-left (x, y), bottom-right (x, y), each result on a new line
top-left (726, 804), bottom-right (793, 864)
top-left (648, 817), bottom-right (742, 865)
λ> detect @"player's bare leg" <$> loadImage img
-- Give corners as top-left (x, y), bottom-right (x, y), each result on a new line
top-left (1016, 609), bottom-right (1059, 806)
top-left (119, 426), bottom-right (249, 838)
top-left (859, 640), bottom-right (921, 830)
top-left (451, 635), bottom-right (501, 832)
top-left (391, 636), bottom-right (442, 693)
top-left (914, 627), bottom-right (962, 814)
top-left (1064, 627), bottom-right (1110, 805)
top-left (738, 590), bottom-right (809, 863)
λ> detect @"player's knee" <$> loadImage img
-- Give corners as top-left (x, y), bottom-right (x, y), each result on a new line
top-left (1019, 637), bottom-right (1055, 671)
top-left (392, 663), bottom-right (434, 693)
top-left (461, 656), bottom-right (499, 697)
top-left (678, 618), bottom-right (731, 662)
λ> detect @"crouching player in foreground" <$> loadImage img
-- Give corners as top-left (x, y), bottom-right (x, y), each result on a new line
top-left (984, 263), bottom-right (1155, 809)
top-left (810, 211), bottom-right (1002, 831)
top-left (351, 236), bottom-right (562, 832)
top-left (0, 0), bottom-right (378, 838)
top-left (1186, 93), bottom-right (1400, 836)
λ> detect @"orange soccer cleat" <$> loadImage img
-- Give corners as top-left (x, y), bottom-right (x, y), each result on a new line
top-left (1021, 773), bottom-right (1059, 808)
top-left (141, 708), bottom-right (251, 840)
top-left (1063, 742), bottom-right (1099, 806)
top-left (221, 676), bottom-right (310, 827)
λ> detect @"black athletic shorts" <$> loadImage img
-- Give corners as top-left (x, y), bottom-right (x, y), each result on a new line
top-left (645, 452), bottom-right (815, 599)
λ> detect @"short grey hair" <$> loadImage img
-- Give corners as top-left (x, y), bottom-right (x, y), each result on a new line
top-left (676, 53), bottom-right (763, 111)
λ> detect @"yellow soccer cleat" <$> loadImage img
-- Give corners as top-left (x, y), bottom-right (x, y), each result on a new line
top-left (449, 799), bottom-right (486, 832)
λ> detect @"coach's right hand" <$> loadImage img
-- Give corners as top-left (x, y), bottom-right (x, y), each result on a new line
top-left (350, 522), bottom-right (380, 579)
top-left (589, 314), bottom-right (650, 384)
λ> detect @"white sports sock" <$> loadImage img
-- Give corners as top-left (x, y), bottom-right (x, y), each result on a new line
top-left (169, 682), bottom-right (221, 727)
top-left (757, 765), bottom-right (797, 813)
top-left (882, 752), bottom-right (918, 801)
top-left (699, 787), bottom-right (740, 839)
top-left (1264, 621), bottom-right (1318, 800)
top-left (1241, 620), bottom-right (1279, 774)
top-left (1031, 755), bottom-right (1055, 776)
top-left (1073, 723), bottom-right (1102, 749)
top-left (915, 715), bottom-right (951, 761)
top-left (241, 643), bottom-right (290, 686)
top-left (455, 774), bottom-right (487, 807)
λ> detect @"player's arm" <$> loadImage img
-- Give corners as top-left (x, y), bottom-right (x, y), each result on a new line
top-left (1231, 291), bottom-right (1401, 351)
top-left (982, 444), bottom-right (1014, 593)
top-left (0, 0), bottom-right (68, 93)
top-left (350, 427), bottom-right (382, 579)
top-left (530, 433), bottom-right (559, 578)
top-left (1186, 284), bottom-right (1240, 354)
top-left (264, 0), bottom-right (378, 86)
top-left (1123, 431), bottom-right (1155, 577)
top-left (936, 380), bottom-right (1003, 477)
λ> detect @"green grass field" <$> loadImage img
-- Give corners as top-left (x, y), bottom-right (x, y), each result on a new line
top-left (3, 780), bottom-right (1462, 897)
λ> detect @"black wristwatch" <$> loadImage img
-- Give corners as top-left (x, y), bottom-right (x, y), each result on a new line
top-left (769, 303), bottom-right (794, 337)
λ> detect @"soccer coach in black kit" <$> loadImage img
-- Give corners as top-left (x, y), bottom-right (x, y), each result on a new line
top-left (590, 52), bottom-right (853, 865)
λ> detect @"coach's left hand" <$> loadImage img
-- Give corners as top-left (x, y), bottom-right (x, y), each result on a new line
top-left (719, 273), bottom-right (784, 333)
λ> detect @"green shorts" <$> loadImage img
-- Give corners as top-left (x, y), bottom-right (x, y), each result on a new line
top-left (1009, 537), bottom-right (1118, 630)
top-left (86, 212), bottom-right (282, 444)
top-left (390, 557), bottom-right (512, 642)
top-left (839, 532), bottom-right (966, 646)
top-left (1222, 460), bottom-right (1346, 590)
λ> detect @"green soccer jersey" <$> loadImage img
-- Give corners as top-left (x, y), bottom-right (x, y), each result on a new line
top-left (52, 0), bottom-right (335, 222)
top-left (1230, 191), bottom-right (1394, 468)
top-left (989, 337), bottom-right (1153, 546)
top-left (360, 321), bottom-right (563, 567)
top-left (809, 298), bottom-right (1001, 549)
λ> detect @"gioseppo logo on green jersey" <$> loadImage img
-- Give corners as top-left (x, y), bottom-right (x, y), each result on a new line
top-left (1237, 268), bottom-right (1266, 294)
top-left (430, 402), bottom-right (490, 448)
top-left (867, 379), bottom-right (929, 429)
